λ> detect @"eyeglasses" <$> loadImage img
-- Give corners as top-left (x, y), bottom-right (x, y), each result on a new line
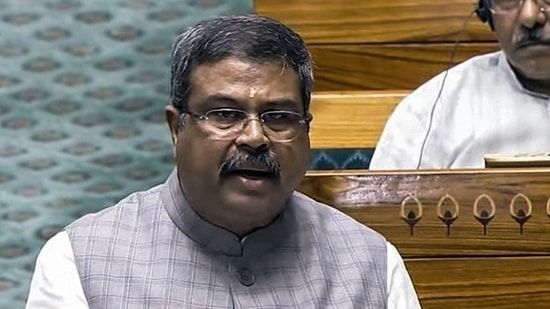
top-left (181, 108), bottom-right (311, 142)
top-left (490, 0), bottom-right (549, 13)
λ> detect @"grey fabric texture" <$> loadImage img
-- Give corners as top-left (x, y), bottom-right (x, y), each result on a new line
top-left (65, 171), bottom-right (388, 308)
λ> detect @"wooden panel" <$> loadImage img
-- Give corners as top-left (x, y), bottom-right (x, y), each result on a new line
top-left (255, 0), bottom-right (496, 43)
top-left (299, 169), bottom-right (550, 256)
top-left (406, 257), bottom-right (550, 308)
top-left (309, 91), bottom-right (407, 149)
top-left (310, 43), bottom-right (500, 90)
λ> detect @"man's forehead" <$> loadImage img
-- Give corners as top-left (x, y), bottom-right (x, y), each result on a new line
top-left (187, 58), bottom-right (301, 102)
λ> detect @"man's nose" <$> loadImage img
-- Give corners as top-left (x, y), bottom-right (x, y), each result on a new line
top-left (518, 0), bottom-right (547, 29)
top-left (234, 118), bottom-right (270, 149)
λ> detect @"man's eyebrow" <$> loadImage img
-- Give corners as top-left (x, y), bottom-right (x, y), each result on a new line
top-left (201, 95), bottom-right (302, 110)
top-left (263, 99), bottom-right (302, 110)
top-left (202, 94), bottom-right (242, 107)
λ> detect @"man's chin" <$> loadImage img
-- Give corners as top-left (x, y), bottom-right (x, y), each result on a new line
top-left (221, 192), bottom-right (283, 219)
top-left (526, 70), bottom-right (550, 81)
top-left (510, 61), bottom-right (550, 83)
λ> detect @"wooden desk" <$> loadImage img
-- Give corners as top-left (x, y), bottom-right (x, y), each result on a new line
top-left (299, 168), bottom-right (550, 308)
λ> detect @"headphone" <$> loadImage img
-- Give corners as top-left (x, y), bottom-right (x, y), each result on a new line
top-left (476, 0), bottom-right (495, 30)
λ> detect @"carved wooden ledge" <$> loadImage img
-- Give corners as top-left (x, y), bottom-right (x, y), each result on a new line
top-left (299, 168), bottom-right (550, 257)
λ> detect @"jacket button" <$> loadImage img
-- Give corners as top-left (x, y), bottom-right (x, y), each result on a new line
top-left (238, 268), bottom-right (255, 286)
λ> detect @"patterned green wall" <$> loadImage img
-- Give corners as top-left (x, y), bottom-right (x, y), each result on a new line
top-left (0, 1), bottom-right (256, 307)
top-left (0, 1), bottom-right (372, 308)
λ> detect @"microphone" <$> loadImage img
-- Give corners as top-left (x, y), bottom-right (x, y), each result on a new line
top-left (415, 9), bottom-right (480, 169)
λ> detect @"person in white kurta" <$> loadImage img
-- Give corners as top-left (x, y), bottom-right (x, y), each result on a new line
top-left (370, 0), bottom-right (550, 169)
top-left (370, 51), bottom-right (550, 169)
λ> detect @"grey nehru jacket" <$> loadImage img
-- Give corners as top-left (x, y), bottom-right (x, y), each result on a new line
top-left (65, 170), bottom-right (388, 308)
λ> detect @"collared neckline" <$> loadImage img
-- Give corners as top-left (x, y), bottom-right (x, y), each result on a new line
top-left (496, 51), bottom-right (549, 100)
top-left (160, 169), bottom-right (293, 257)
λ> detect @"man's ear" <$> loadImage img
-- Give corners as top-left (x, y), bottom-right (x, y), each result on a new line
top-left (165, 105), bottom-right (181, 145)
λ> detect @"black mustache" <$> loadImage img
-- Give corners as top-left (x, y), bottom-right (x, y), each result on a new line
top-left (516, 31), bottom-right (550, 47)
top-left (219, 151), bottom-right (281, 177)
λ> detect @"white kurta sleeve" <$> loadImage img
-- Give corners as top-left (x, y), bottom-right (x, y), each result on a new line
top-left (386, 242), bottom-right (422, 308)
top-left (26, 231), bottom-right (90, 309)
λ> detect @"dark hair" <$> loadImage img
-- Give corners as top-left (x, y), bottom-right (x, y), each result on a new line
top-left (170, 14), bottom-right (314, 114)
